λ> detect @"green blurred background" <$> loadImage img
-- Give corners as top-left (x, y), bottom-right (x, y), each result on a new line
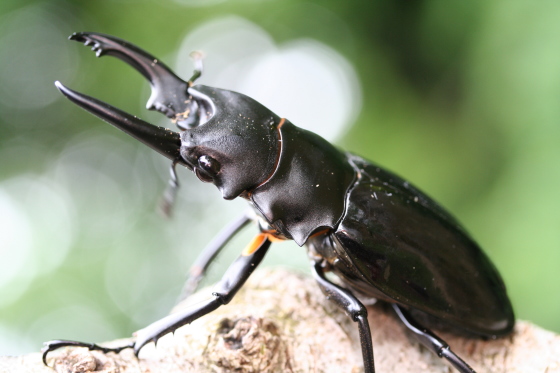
top-left (1, 0), bottom-right (559, 355)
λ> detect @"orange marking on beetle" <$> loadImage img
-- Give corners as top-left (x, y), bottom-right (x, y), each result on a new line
top-left (310, 228), bottom-right (331, 238)
top-left (262, 231), bottom-right (287, 243)
top-left (242, 233), bottom-right (268, 256)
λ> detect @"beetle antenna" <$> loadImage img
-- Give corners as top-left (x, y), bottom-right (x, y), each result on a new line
top-left (159, 159), bottom-right (181, 218)
top-left (188, 51), bottom-right (204, 85)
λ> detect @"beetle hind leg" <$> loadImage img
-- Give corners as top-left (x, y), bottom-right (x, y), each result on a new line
top-left (392, 304), bottom-right (476, 373)
top-left (311, 261), bottom-right (375, 373)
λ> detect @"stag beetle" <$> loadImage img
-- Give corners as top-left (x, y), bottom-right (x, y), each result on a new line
top-left (42, 32), bottom-right (514, 373)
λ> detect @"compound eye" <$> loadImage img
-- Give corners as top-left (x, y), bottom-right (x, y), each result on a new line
top-left (198, 155), bottom-right (220, 174)
top-left (197, 155), bottom-right (220, 176)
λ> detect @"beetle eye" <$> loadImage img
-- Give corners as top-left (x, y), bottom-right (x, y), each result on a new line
top-left (197, 155), bottom-right (220, 175)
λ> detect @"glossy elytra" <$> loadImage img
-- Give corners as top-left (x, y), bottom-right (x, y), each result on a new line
top-left (42, 32), bottom-right (514, 373)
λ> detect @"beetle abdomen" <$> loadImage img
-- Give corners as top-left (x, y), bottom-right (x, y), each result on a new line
top-left (333, 155), bottom-right (514, 337)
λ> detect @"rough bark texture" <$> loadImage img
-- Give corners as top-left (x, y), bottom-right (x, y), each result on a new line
top-left (2, 268), bottom-right (559, 373)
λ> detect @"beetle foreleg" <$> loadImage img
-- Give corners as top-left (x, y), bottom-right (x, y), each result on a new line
top-left (177, 211), bottom-right (253, 302)
top-left (41, 339), bottom-right (135, 367)
top-left (41, 235), bottom-right (270, 366)
top-left (392, 304), bottom-right (476, 373)
top-left (311, 261), bottom-right (375, 373)
top-left (132, 235), bottom-right (271, 355)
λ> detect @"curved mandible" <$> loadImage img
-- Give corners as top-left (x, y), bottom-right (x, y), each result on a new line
top-left (55, 81), bottom-right (187, 168)
top-left (70, 32), bottom-right (191, 120)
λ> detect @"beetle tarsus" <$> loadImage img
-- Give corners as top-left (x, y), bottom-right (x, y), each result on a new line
top-left (41, 339), bottom-right (135, 367)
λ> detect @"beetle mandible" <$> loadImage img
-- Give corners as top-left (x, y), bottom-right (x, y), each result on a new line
top-left (42, 32), bottom-right (515, 373)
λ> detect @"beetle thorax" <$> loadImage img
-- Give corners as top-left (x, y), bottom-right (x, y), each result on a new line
top-left (249, 121), bottom-right (356, 246)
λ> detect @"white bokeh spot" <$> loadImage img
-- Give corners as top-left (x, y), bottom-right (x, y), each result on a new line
top-left (175, 16), bottom-right (361, 141)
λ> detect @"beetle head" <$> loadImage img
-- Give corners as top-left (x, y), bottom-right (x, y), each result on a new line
top-left (178, 86), bottom-right (280, 199)
top-left (57, 32), bottom-right (280, 200)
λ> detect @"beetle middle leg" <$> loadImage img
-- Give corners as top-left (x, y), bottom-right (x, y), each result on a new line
top-left (177, 211), bottom-right (253, 301)
top-left (42, 234), bottom-right (271, 365)
top-left (392, 304), bottom-right (476, 373)
top-left (311, 261), bottom-right (375, 373)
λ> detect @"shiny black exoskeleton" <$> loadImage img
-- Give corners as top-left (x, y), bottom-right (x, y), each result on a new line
top-left (43, 32), bottom-right (514, 373)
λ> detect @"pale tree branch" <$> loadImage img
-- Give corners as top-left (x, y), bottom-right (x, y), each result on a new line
top-left (2, 268), bottom-right (559, 373)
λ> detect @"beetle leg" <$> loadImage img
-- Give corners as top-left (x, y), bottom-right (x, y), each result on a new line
top-left (41, 340), bottom-right (134, 367)
top-left (177, 211), bottom-right (253, 302)
top-left (311, 261), bottom-right (375, 373)
top-left (392, 304), bottom-right (476, 373)
top-left (41, 234), bottom-right (271, 366)
top-left (159, 159), bottom-right (182, 218)
top-left (132, 234), bottom-right (271, 355)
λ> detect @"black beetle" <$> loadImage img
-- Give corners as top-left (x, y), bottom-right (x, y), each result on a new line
top-left (42, 32), bottom-right (515, 373)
